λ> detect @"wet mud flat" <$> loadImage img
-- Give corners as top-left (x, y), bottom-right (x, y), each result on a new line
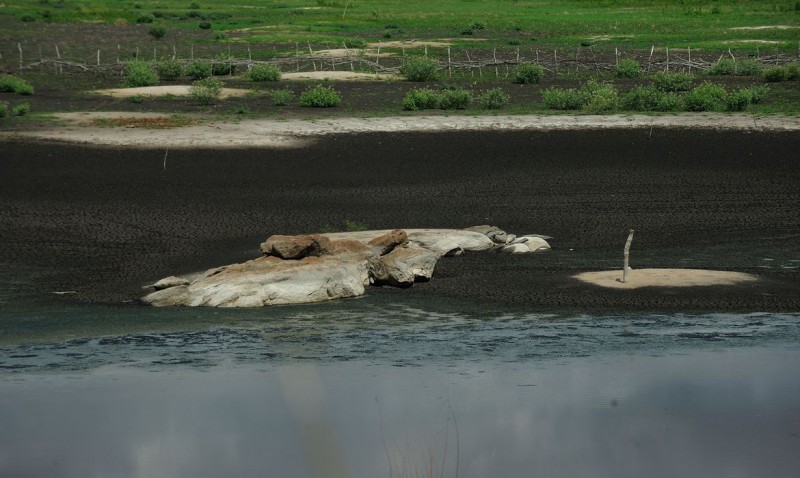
top-left (1, 128), bottom-right (799, 312)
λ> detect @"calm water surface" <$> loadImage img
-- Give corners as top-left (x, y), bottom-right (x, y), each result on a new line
top-left (1, 299), bottom-right (799, 477)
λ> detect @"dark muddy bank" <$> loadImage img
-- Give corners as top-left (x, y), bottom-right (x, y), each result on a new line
top-left (1, 128), bottom-right (798, 312)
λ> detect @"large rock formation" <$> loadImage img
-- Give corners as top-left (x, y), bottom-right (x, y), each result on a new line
top-left (142, 227), bottom-right (550, 307)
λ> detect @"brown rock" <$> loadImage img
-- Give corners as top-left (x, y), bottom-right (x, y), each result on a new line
top-left (369, 244), bottom-right (440, 288)
top-left (260, 234), bottom-right (331, 260)
top-left (367, 229), bottom-right (408, 255)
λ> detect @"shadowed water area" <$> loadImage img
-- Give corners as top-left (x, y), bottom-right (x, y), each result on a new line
top-left (1, 129), bottom-right (799, 476)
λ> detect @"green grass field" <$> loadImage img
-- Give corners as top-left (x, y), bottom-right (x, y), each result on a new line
top-left (2, 0), bottom-right (799, 53)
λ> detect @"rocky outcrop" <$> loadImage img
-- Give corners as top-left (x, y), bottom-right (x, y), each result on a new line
top-left (142, 226), bottom-right (551, 307)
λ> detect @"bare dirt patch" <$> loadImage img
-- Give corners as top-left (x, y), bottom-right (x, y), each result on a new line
top-left (309, 48), bottom-right (394, 58)
top-left (281, 71), bottom-right (399, 81)
top-left (94, 86), bottom-right (250, 99)
top-left (729, 25), bottom-right (799, 30)
top-left (573, 269), bottom-right (759, 289)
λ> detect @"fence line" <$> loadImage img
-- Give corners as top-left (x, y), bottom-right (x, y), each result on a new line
top-left (2, 43), bottom-right (797, 77)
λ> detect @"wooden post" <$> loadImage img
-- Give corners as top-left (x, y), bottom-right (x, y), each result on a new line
top-left (622, 229), bottom-right (634, 283)
top-left (688, 46), bottom-right (691, 73)
top-left (448, 46), bottom-right (451, 77)
top-left (173, 45), bottom-right (177, 60)
top-left (18, 43), bottom-right (22, 70)
top-left (97, 49), bottom-right (100, 66)
top-left (666, 46), bottom-right (669, 71)
top-left (191, 43), bottom-right (194, 60)
top-left (615, 47), bottom-right (618, 67)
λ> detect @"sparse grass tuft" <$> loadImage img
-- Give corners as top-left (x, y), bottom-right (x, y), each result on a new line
top-left (0, 101), bottom-right (7, 118)
top-left (12, 102), bottom-right (30, 116)
top-left (270, 88), bottom-right (294, 106)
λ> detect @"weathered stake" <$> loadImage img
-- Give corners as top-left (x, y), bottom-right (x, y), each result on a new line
top-left (622, 229), bottom-right (635, 283)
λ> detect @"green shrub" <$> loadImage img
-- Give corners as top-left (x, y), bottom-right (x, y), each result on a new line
top-left (621, 85), bottom-right (664, 111)
top-left (684, 82), bottom-right (727, 111)
top-left (402, 88), bottom-right (440, 110)
top-left (344, 38), bottom-right (367, 48)
top-left (21, 14), bottom-right (36, 22)
top-left (708, 58), bottom-right (763, 76)
top-left (0, 101), bottom-right (7, 118)
top-left (734, 59), bottom-right (763, 76)
top-left (514, 63), bottom-right (544, 84)
top-left (581, 81), bottom-right (618, 113)
top-left (247, 64), bottom-right (281, 82)
top-left (616, 59), bottom-right (641, 79)
top-left (149, 26), bottom-right (166, 39)
top-left (438, 88), bottom-right (471, 110)
top-left (764, 66), bottom-right (789, 82)
top-left (344, 219), bottom-right (368, 232)
top-left (477, 87), bottom-right (510, 109)
top-left (211, 54), bottom-right (236, 76)
top-left (399, 56), bottom-right (441, 82)
top-left (129, 94), bottom-right (144, 104)
top-left (787, 62), bottom-right (800, 80)
top-left (271, 88), bottom-right (294, 106)
top-left (156, 59), bottom-right (182, 80)
top-left (0, 75), bottom-right (34, 95)
top-left (185, 61), bottom-right (212, 80)
top-left (190, 77), bottom-right (223, 105)
top-left (542, 88), bottom-right (585, 110)
top-left (199, 21), bottom-right (211, 29)
top-left (726, 86), bottom-right (768, 111)
top-left (707, 58), bottom-right (737, 76)
top-left (124, 61), bottom-right (158, 87)
top-left (300, 84), bottom-right (341, 107)
top-left (234, 105), bottom-right (248, 114)
top-left (12, 102), bottom-right (30, 116)
top-left (136, 14), bottom-right (153, 24)
top-left (651, 71), bottom-right (694, 92)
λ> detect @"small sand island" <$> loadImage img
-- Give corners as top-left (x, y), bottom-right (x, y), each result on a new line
top-left (142, 226), bottom-right (551, 307)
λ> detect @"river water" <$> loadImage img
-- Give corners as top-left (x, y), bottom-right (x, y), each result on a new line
top-left (2, 297), bottom-right (799, 478)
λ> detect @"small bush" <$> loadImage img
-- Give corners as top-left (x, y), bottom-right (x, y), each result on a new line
top-left (400, 56), bottom-right (441, 82)
top-left (12, 102), bottom-right (30, 116)
top-left (787, 63), bottom-right (800, 80)
top-left (616, 59), bottom-right (641, 79)
top-left (344, 38), bottom-right (367, 48)
top-left (185, 61), bottom-right (212, 80)
top-left (438, 88), bottom-right (471, 110)
top-left (0, 101), bottom-right (7, 118)
top-left (725, 86), bottom-right (768, 111)
top-left (156, 59), bottom-right (182, 80)
top-left (124, 61), bottom-right (158, 87)
top-left (402, 88), bottom-right (440, 110)
top-left (247, 64), bottom-right (281, 82)
top-left (734, 59), bottom-right (763, 76)
top-left (651, 71), bottom-right (694, 92)
top-left (199, 21), bottom-right (211, 29)
top-left (621, 85), bottom-right (664, 111)
top-left (684, 82), bottom-right (727, 111)
top-left (542, 88), bottom-right (585, 110)
top-left (0, 75), bottom-right (34, 95)
top-left (478, 87), bottom-right (510, 109)
top-left (300, 84), bottom-right (341, 107)
top-left (581, 81), bottom-right (618, 113)
top-left (149, 25), bottom-right (166, 39)
top-left (764, 66), bottom-right (789, 82)
top-left (654, 92), bottom-right (683, 112)
top-left (136, 14), bottom-right (153, 24)
top-left (271, 88), bottom-right (294, 106)
top-left (514, 63), bottom-right (544, 84)
top-left (211, 54), bottom-right (236, 76)
top-left (190, 77), bottom-right (223, 105)
top-left (707, 58), bottom-right (736, 76)
top-left (21, 14), bottom-right (36, 22)
top-left (234, 105), bottom-right (248, 114)
top-left (129, 94), bottom-right (144, 104)
top-left (708, 58), bottom-right (763, 76)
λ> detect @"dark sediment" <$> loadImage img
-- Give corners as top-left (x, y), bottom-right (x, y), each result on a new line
top-left (1, 128), bottom-right (799, 313)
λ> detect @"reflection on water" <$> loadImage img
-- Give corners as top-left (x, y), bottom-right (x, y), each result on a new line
top-left (1, 303), bottom-right (799, 477)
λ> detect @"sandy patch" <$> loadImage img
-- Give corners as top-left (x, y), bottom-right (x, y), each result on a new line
top-left (8, 113), bottom-right (800, 149)
top-left (573, 269), bottom-right (758, 289)
top-left (309, 48), bottom-right (394, 58)
top-left (730, 25), bottom-right (799, 30)
top-left (368, 40), bottom-right (453, 48)
top-left (726, 40), bottom-right (782, 45)
top-left (281, 71), bottom-right (399, 81)
top-left (94, 85), bottom-right (250, 99)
